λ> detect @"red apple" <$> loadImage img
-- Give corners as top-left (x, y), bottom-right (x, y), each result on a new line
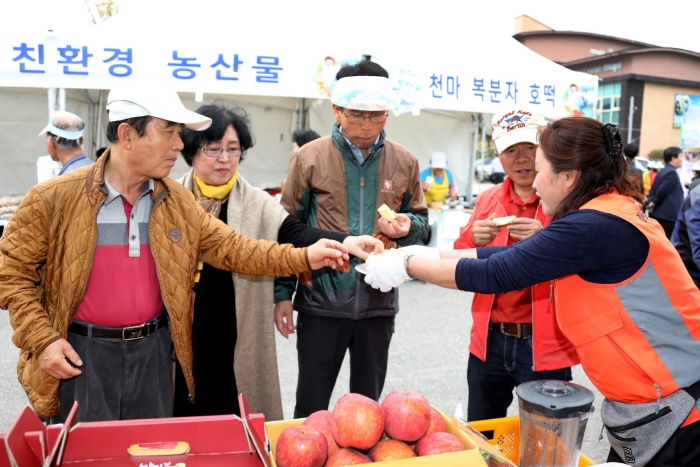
top-left (324, 448), bottom-right (372, 466)
top-left (369, 439), bottom-right (417, 461)
top-left (415, 432), bottom-right (464, 456)
top-left (381, 390), bottom-right (431, 442)
top-left (303, 410), bottom-right (340, 456)
top-left (425, 407), bottom-right (446, 435)
top-left (331, 393), bottom-right (384, 450)
top-left (275, 425), bottom-right (328, 467)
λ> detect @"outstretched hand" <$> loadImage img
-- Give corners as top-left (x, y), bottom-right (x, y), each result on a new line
top-left (343, 235), bottom-right (384, 260)
top-left (364, 249), bottom-right (410, 292)
top-left (307, 238), bottom-right (350, 270)
top-left (377, 214), bottom-right (412, 239)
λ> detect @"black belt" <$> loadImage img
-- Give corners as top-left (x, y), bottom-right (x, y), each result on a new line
top-left (495, 322), bottom-right (532, 338)
top-left (69, 313), bottom-right (168, 341)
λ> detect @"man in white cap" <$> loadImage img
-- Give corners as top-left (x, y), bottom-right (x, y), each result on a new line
top-left (421, 151), bottom-right (458, 206)
top-left (0, 87), bottom-right (352, 423)
top-left (279, 60), bottom-right (429, 418)
top-left (453, 108), bottom-right (578, 422)
top-left (39, 110), bottom-right (92, 175)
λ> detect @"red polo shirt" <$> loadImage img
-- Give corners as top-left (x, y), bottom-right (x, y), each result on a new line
top-left (490, 188), bottom-right (540, 325)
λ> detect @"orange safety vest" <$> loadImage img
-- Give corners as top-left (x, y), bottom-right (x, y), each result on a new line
top-left (555, 192), bottom-right (700, 426)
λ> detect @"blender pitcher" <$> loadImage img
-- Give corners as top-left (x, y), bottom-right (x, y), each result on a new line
top-left (516, 380), bottom-right (594, 467)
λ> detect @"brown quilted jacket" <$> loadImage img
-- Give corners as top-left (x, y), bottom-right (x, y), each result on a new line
top-left (0, 152), bottom-right (310, 418)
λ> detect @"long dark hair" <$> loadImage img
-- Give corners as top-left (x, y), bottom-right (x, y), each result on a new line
top-left (538, 117), bottom-right (643, 220)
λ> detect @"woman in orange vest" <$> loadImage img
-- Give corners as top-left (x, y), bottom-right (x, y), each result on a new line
top-left (365, 118), bottom-right (700, 466)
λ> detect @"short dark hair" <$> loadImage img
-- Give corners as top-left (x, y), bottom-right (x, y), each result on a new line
top-left (292, 129), bottom-right (321, 148)
top-left (623, 144), bottom-right (639, 159)
top-left (180, 103), bottom-right (255, 166)
top-left (663, 146), bottom-right (682, 163)
top-left (335, 60), bottom-right (389, 80)
top-left (105, 115), bottom-right (154, 144)
top-left (96, 147), bottom-right (108, 158)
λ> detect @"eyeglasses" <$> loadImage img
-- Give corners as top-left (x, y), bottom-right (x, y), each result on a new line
top-left (199, 146), bottom-right (242, 158)
top-left (340, 109), bottom-right (389, 125)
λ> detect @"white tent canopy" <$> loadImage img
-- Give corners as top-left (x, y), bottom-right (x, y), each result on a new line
top-left (0, 2), bottom-right (597, 195)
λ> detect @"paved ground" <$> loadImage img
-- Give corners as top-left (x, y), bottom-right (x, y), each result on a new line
top-left (0, 282), bottom-right (610, 463)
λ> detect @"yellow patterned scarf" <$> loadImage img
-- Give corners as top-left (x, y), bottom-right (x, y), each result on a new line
top-left (192, 171), bottom-right (237, 217)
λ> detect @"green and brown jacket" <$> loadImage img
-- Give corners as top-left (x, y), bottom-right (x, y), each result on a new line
top-left (276, 125), bottom-right (429, 319)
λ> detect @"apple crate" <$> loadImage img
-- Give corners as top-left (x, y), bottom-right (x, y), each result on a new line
top-left (264, 407), bottom-right (511, 467)
top-left (468, 416), bottom-right (596, 466)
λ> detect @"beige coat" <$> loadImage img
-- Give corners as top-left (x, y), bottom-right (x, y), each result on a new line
top-left (178, 170), bottom-right (288, 420)
top-left (0, 153), bottom-right (309, 418)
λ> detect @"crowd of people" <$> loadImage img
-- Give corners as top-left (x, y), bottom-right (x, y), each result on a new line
top-left (1, 59), bottom-right (699, 466)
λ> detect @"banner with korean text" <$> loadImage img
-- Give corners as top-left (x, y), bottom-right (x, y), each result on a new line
top-left (0, 33), bottom-right (598, 119)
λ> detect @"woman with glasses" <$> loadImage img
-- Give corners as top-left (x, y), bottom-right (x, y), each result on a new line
top-left (173, 103), bottom-right (382, 420)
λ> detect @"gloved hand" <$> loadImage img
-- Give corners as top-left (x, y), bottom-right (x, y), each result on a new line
top-left (398, 245), bottom-right (441, 260)
top-left (364, 249), bottom-right (409, 292)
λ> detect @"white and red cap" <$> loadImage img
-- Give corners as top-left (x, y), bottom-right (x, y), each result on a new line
top-left (491, 108), bottom-right (546, 153)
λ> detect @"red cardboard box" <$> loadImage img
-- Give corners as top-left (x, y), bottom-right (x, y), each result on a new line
top-left (1, 395), bottom-right (269, 467)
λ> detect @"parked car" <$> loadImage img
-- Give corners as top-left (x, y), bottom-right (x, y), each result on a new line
top-left (474, 157), bottom-right (493, 182)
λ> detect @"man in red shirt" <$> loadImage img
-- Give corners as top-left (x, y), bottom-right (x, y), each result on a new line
top-left (454, 109), bottom-right (578, 421)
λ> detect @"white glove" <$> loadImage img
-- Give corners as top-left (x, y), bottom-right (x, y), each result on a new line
top-left (399, 245), bottom-right (441, 260)
top-left (364, 249), bottom-right (409, 292)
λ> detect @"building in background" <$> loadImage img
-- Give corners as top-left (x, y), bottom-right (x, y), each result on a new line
top-left (514, 15), bottom-right (700, 158)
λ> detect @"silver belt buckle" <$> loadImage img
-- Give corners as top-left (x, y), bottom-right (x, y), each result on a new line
top-left (122, 323), bottom-right (147, 341)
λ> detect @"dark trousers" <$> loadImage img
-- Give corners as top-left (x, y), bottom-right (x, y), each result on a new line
top-left (466, 323), bottom-right (572, 422)
top-left (607, 420), bottom-right (700, 466)
top-left (294, 313), bottom-right (394, 418)
top-left (652, 216), bottom-right (676, 239)
top-left (50, 324), bottom-right (173, 424)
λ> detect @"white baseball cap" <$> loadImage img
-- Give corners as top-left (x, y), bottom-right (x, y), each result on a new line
top-left (491, 109), bottom-right (546, 153)
top-left (106, 87), bottom-right (212, 131)
top-left (692, 163), bottom-right (700, 171)
top-left (331, 76), bottom-right (400, 111)
top-left (431, 151), bottom-right (447, 169)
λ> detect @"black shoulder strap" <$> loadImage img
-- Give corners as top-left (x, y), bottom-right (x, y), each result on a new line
top-left (684, 379), bottom-right (700, 400)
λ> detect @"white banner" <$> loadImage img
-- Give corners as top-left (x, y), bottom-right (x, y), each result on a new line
top-left (0, 33), bottom-right (598, 119)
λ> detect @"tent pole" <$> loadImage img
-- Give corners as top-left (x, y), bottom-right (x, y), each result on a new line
top-left (58, 88), bottom-right (66, 111)
top-left (47, 88), bottom-right (56, 115)
top-left (466, 114), bottom-right (479, 204)
top-left (97, 90), bottom-right (104, 149)
top-left (83, 89), bottom-right (96, 159)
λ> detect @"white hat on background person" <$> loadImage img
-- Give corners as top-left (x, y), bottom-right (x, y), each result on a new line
top-left (430, 151), bottom-right (447, 169)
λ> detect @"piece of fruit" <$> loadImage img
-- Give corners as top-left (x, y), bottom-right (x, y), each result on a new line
top-left (377, 203), bottom-right (396, 221)
top-left (324, 448), bottom-right (372, 466)
top-left (382, 390), bottom-right (431, 442)
top-left (331, 393), bottom-right (385, 450)
top-left (275, 425), bottom-right (328, 467)
top-left (415, 431), bottom-right (464, 456)
top-left (369, 439), bottom-right (417, 461)
top-left (425, 407), bottom-right (446, 435)
top-left (303, 410), bottom-right (339, 456)
top-left (492, 215), bottom-right (516, 226)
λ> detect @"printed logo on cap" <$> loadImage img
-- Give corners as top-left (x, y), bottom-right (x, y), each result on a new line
top-left (494, 110), bottom-right (534, 133)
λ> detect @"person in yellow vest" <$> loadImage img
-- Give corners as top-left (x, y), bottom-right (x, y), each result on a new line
top-left (421, 151), bottom-right (457, 206)
top-left (366, 118), bottom-right (700, 466)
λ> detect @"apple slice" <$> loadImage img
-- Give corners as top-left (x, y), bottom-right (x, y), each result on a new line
top-left (492, 215), bottom-right (516, 226)
top-left (378, 204), bottom-right (397, 221)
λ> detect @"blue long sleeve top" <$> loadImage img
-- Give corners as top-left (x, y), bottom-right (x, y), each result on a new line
top-left (455, 210), bottom-right (650, 293)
